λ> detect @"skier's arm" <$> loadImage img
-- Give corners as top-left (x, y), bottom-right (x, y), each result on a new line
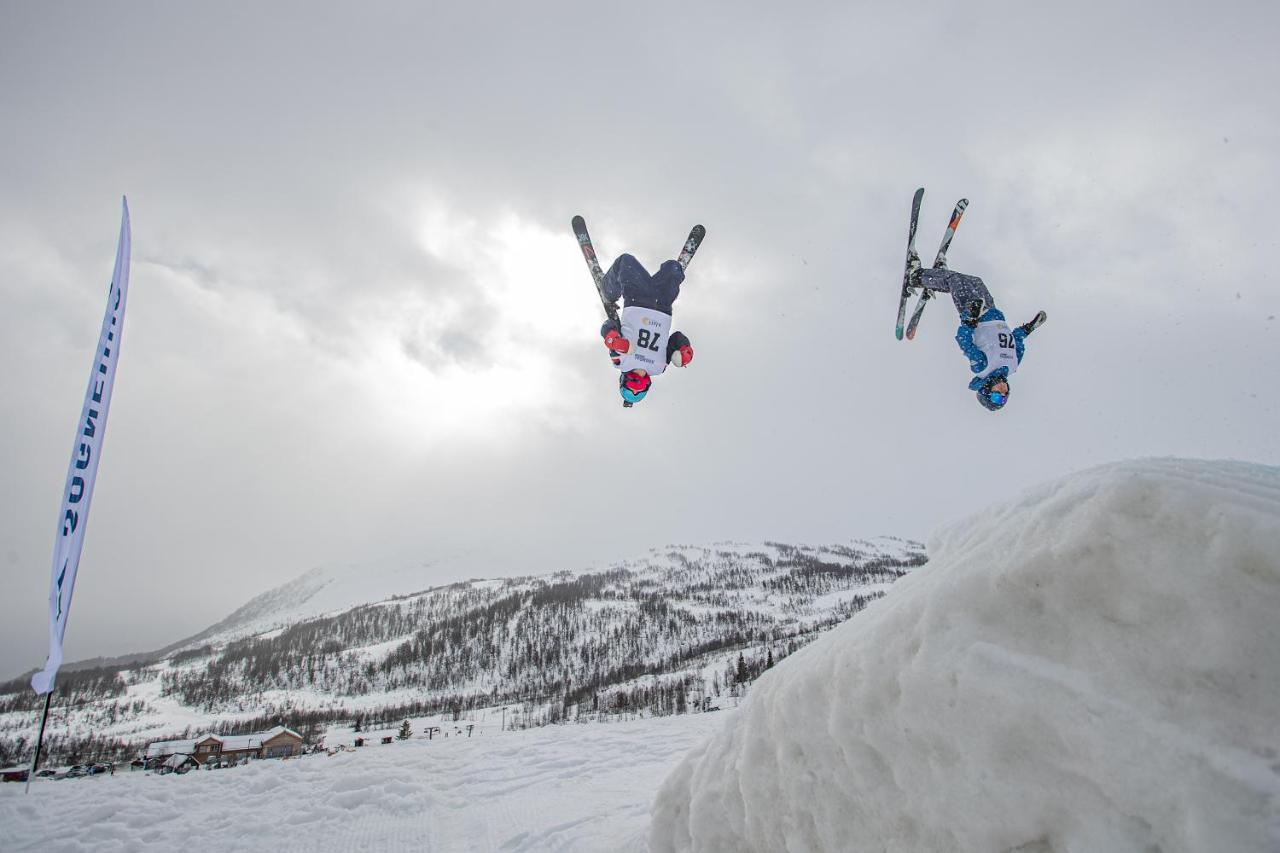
top-left (601, 319), bottom-right (630, 354)
top-left (1013, 327), bottom-right (1027, 364)
top-left (667, 331), bottom-right (694, 367)
top-left (955, 325), bottom-right (987, 373)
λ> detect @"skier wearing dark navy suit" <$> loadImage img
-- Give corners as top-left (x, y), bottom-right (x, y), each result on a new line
top-left (598, 254), bottom-right (694, 407)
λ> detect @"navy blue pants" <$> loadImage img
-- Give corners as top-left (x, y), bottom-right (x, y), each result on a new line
top-left (602, 254), bottom-right (684, 314)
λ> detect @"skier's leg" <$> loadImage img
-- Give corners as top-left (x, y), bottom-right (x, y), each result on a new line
top-left (931, 268), bottom-right (998, 315)
top-left (603, 254), bottom-right (651, 305)
top-left (650, 260), bottom-right (685, 313)
top-left (918, 268), bottom-right (954, 295)
top-left (951, 274), bottom-right (995, 317)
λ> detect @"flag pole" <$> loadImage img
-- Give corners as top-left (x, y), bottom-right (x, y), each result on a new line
top-left (25, 197), bottom-right (131, 792)
top-left (23, 692), bottom-right (54, 794)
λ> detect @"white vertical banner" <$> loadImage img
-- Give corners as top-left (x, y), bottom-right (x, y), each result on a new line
top-left (31, 197), bottom-right (132, 696)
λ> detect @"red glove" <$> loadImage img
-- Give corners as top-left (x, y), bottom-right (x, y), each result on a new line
top-left (603, 329), bottom-right (630, 354)
top-left (670, 343), bottom-right (694, 367)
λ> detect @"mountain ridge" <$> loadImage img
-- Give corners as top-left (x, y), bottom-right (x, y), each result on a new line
top-left (0, 537), bottom-right (925, 765)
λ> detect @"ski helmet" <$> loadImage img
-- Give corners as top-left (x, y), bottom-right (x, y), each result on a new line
top-left (977, 375), bottom-right (1010, 411)
top-left (619, 370), bottom-right (651, 405)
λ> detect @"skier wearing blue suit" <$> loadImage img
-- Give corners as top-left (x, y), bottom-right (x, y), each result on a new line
top-left (913, 267), bottom-right (1046, 411)
top-left (598, 254), bottom-right (694, 406)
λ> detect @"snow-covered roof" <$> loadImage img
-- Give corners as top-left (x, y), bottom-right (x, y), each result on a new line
top-left (216, 734), bottom-right (262, 751)
top-left (261, 725), bottom-right (302, 741)
top-left (146, 739), bottom-right (196, 758)
top-left (163, 753), bottom-right (195, 769)
top-left (147, 726), bottom-right (303, 758)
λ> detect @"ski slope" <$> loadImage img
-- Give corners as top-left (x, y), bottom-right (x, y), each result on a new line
top-left (0, 712), bottom-right (733, 852)
top-left (650, 458), bottom-right (1280, 852)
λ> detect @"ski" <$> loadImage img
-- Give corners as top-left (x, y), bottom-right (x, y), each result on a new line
top-left (904, 197), bottom-right (969, 340)
top-left (932, 198), bottom-right (969, 269)
top-left (571, 215), bottom-right (619, 328)
top-left (896, 188), bottom-right (925, 340)
top-left (677, 224), bottom-right (706, 270)
top-left (903, 289), bottom-right (931, 341)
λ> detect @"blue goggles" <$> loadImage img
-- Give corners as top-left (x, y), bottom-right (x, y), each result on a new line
top-left (988, 391), bottom-right (1007, 405)
top-left (621, 386), bottom-right (648, 404)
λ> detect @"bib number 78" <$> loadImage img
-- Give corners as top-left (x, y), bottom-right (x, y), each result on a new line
top-left (636, 329), bottom-right (663, 352)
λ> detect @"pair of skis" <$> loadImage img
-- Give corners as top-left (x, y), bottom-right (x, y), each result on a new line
top-left (571, 216), bottom-right (705, 329)
top-left (896, 189), bottom-right (968, 341)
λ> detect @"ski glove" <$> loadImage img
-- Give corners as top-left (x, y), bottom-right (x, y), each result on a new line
top-left (603, 329), bottom-right (630, 354)
top-left (1019, 311), bottom-right (1047, 336)
top-left (964, 299), bottom-right (984, 329)
top-left (670, 343), bottom-right (694, 368)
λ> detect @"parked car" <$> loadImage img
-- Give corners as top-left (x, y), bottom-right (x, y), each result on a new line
top-left (36, 769), bottom-right (58, 779)
top-left (88, 764), bottom-right (109, 776)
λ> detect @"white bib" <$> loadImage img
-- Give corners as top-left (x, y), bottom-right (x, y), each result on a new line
top-left (616, 306), bottom-right (672, 376)
top-left (971, 319), bottom-right (1019, 379)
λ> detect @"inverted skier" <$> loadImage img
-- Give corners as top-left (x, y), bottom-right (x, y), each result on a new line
top-left (909, 260), bottom-right (1046, 411)
top-left (898, 190), bottom-right (1045, 412)
top-left (598, 254), bottom-right (695, 406)
top-left (571, 217), bottom-right (704, 407)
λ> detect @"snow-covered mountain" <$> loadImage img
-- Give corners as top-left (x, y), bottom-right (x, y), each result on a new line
top-left (0, 537), bottom-right (924, 764)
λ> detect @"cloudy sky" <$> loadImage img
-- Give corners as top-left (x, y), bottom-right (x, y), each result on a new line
top-left (1, 1), bottom-right (1277, 680)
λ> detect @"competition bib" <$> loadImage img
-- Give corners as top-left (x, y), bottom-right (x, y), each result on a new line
top-left (616, 306), bottom-right (672, 376)
top-left (972, 319), bottom-right (1019, 379)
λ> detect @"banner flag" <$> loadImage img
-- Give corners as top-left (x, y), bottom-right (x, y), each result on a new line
top-left (31, 197), bottom-right (132, 696)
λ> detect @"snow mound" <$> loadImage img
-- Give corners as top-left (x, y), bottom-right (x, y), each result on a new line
top-left (650, 459), bottom-right (1280, 853)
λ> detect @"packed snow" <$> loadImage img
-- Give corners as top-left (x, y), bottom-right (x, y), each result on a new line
top-left (0, 712), bottom-right (733, 852)
top-left (650, 458), bottom-right (1280, 853)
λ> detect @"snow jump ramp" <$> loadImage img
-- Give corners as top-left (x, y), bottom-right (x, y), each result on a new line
top-left (650, 459), bottom-right (1280, 853)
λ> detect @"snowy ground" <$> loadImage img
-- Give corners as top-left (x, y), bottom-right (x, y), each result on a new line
top-left (651, 459), bottom-right (1280, 853)
top-left (0, 711), bottom-right (733, 852)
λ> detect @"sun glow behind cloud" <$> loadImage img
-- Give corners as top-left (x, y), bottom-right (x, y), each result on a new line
top-left (350, 204), bottom-right (601, 445)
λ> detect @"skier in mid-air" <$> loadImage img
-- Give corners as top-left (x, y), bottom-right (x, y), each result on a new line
top-left (597, 253), bottom-right (695, 406)
top-left (572, 217), bottom-right (704, 407)
top-left (909, 260), bottom-right (1045, 411)
top-left (897, 190), bottom-right (1045, 412)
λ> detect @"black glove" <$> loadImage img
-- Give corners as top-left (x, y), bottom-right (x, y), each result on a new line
top-left (1019, 311), bottom-right (1047, 336)
top-left (964, 299), bottom-right (984, 328)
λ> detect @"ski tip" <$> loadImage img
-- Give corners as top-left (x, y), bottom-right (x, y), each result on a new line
top-left (905, 328), bottom-right (917, 341)
top-left (692, 224), bottom-right (706, 236)
top-left (571, 215), bottom-right (586, 229)
top-left (895, 326), bottom-right (905, 341)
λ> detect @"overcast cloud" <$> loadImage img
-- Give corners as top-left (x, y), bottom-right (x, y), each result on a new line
top-left (1, 0), bottom-right (1277, 680)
